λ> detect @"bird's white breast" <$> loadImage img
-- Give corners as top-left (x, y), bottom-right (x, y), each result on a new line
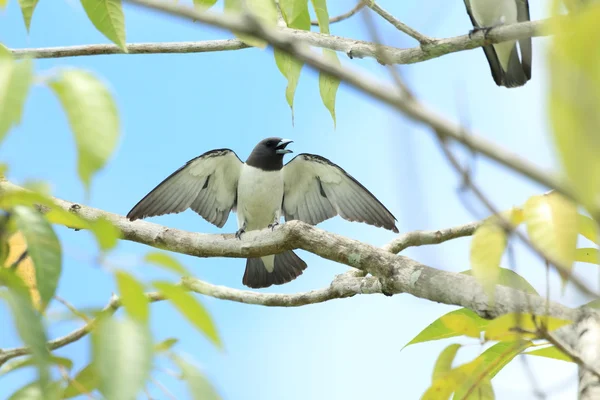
top-left (470, 0), bottom-right (517, 26)
top-left (237, 165), bottom-right (284, 231)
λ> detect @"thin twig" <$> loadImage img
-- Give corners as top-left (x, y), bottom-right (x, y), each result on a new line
top-left (150, 376), bottom-right (177, 400)
top-left (58, 365), bottom-right (96, 399)
top-left (366, 1), bottom-right (435, 45)
top-left (54, 295), bottom-right (91, 323)
top-left (310, 1), bottom-right (365, 26)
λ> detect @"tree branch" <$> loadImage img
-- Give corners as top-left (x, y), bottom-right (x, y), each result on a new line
top-left (310, 1), bottom-right (365, 26)
top-left (120, 0), bottom-right (574, 204)
top-left (365, 1), bottom-right (435, 45)
top-left (10, 11), bottom-right (554, 67)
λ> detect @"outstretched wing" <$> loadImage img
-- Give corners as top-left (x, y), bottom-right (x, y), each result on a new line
top-left (282, 154), bottom-right (398, 233)
top-left (127, 149), bottom-right (242, 228)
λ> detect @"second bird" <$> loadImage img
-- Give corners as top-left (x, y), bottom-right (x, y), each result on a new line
top-left (463, 0), bottom-right (532, 88)
top-left (127, 138), bottom-right (398, 289)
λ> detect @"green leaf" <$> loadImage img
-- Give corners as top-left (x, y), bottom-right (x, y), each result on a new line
top-left (1, 355), bottom-right (72, 376)
top-left (403, 308), bottom-right (489, 348)
top-left (279, 0), bottom-right (310, 29)
top-left (461, 268), bottom-right (539, 295)
top-left (575, 247), bottom-right (599, 264)
top-left (0, 0), bottom-right (7, 8)
top-left (89, 217), bottom-right (120, 251)
top-left (470, 221), bottom-right (507, 301)
top-left (432, 344), bottom-right (461, 381)
top-left (80, 0), bottom-right (127, 51)
top-left (17, 0), bottom-right (39, 32)
top-left (172, 355), bottom-right (222, 400)
top-left (484, 313), bottom-right (572, 341)
top-left (274, 49), bottom-right (303, 120)
top-left (13, 205), bottom-right (61, 307)
top-left (440, 313), bottom-right (481, 338)
top-left (423, 357), bottom-right (484, 400)
top-left (548, 4), bottom-right (600, 212)
top-left (310, 0), bottom-right (340, 126)
top-left (0, 53), bottom-right (33, 143)
top-left (453, 340), bottom-right (531, 399)
top-left (48, 69), bottom-right (120, 192)
top-left (144, 251), bottom-right (189, 276)
top-left (525, 345), bottom-right (574, 363)
top-left (223, 0), bottom-right (272, 48)
top-left (524, 193), bottom-right (578, 286)
top-left (154, 337), bottom-right (178, 353)
top-left (319, 50), bottom-right (341, 126)
top-left (92, 316), bottom-right (153, 400)
top-left (0, 272), bottom-right (51, 394)
top-left (8, 380), bottom-right (63, 400)
top-left (578, 213), bottom-right (599, 244)
top-left (62, 363), bottom-right (100, 399)
top-left (586, 298), bottom-right (600, 309)
top-left (193, 0), bottom-right (218, 10)
top-left (153, 281), bottom-right (222, 348)
top-left (115, 270), bottom-right (149, 322)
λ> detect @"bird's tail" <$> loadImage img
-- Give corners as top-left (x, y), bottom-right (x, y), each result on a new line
top-left (242, 251), bottom-right (307, 289)
top-left (502, 45), bottom-right (529, 88)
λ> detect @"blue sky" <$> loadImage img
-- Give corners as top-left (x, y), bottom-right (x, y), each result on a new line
top-left (0, 0), bottom-right (587, 399)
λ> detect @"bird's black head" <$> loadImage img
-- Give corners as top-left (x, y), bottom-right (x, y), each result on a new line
top-left (246, 137), bottom-right (294, 171)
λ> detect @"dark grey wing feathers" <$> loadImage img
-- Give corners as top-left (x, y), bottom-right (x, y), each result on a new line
top-left (282, 153), bottom-right (398, 233)
top-left (463, 0), bottom-right (505, 86)
top-left (516, 0), bottom-right (532, 80)
top-left (127, 149), bottom-right (242, 227)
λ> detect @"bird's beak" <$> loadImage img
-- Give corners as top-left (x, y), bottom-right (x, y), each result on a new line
top-left (275, 139), bottom-right (294, 154)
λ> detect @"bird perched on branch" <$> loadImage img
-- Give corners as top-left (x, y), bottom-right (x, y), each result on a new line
top-left (463, 0), bottom-right (532, 88)
top-left (127, 138), bottom-right (398, 289)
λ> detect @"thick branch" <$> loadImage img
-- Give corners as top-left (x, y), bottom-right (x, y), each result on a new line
top-left (11, 12), bottom-right (553, 67)
top-left (0, 180), bottom-right (580, 323)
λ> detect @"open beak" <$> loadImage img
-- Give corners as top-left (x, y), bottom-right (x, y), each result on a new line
top-left (275, 139), bottom-right (294, 155)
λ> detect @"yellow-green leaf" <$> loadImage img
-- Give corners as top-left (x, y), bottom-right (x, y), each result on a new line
top-left (525, 345), bottom-right (574, 363)
top-left (17, 0), bottom-right (39, 32)
top-left (484, 313), bottom-right (571, 341)
top-left (193, 0), bottom-right (218, 10)
top-left (403, 308), bottom-right (489, 348)
top-left (470, 221), bottom-right (506, 300)
top-left (274, 49), bottom-right (303, 120)
top-left (0, 54), bottom-right (33, 143)
top-left (578, 213), bottom-right (599, 244)
top-left (0, 0), bottom-right (8, 9)
top-left (422, 357), bottom-right (483, 400)
top-left (154, 337), bottom-right (178, 353)
top-left (523, 193), bottom-right (578, 285)
top-left (48, 69), bottom-right (120, 193)
top-left (144, 251), bottom-right (189, 276)
top-left (172, 355), bottom-right (222, 400)
top-left (432, 344), bottom-right (461, 381)
top-left (7, 380), bottom-right (63, 400)
top-left (63, 363), bottom-right (100, 399)
top-left (462, 267), bottom-right (538, 295)
top-left (319, 50), bottom-right (341, 126)
top-left (153, 281), bottom-right (222, 348)
top-left (548, 3), bottom-right (600, 212)
top-left (440, 313), bottom-right (481, 338)
top-left (13, 205), bottom-right (62, 307)
top-left (223, 0), bottom-right (269, 48)
top-left (89, 217), bottom-right (120, 251)
top-left (279, 0), bottom-right (310, 29)
top-left (92, 316), bottom-right (152, 400)
top-left (0, 272), bottom-right (51, 393)
top-left (115, 270), bottom-right (149, 322)
top-left (453, 340), bottom-right (531, 399)
top-left (80, 0), bottom-right (127, 51)
top-left (1, 355), bottom-right (73, 376)
top-left (575, 247), bottom-right (599, 264)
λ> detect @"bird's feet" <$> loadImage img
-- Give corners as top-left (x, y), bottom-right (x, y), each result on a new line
top-left (268, 222), bottom-right (279, 231)
top-left (468, 26), bottom-right (493, 39)
top-left (235, 228), bottom-right (245, 240)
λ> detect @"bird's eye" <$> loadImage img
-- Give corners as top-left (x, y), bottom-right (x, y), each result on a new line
top-left (266, 141), bottom-right (274, 147)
